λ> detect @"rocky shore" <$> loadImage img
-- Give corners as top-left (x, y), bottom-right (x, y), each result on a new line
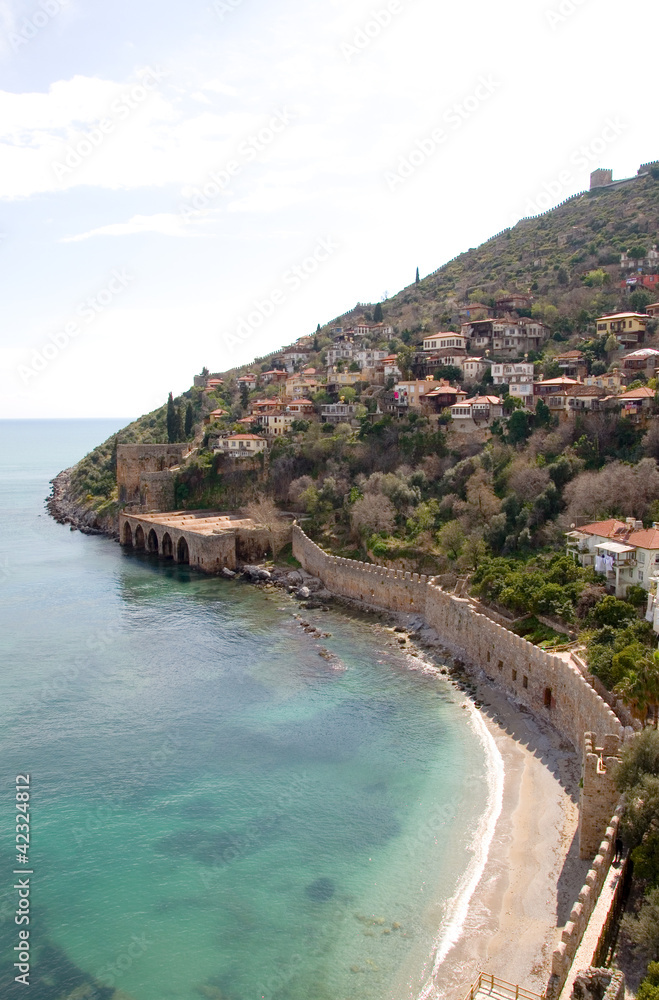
top-left (46, 469), bottom-right (119, 537)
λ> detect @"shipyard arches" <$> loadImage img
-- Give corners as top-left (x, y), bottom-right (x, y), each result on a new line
top-left (147, 529), bottom-right (159, 554)
top-left (162, 533), bottom-right (173, 559)
top-left (122, 522), bottom-right (133, 547)
top-left (134, 525), bottom-right (145, 550)
top-left (177, 537), bottom-right (190, 564)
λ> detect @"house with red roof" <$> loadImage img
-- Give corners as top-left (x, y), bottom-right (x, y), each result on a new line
top-left (567, 518), bottom-right (659, 597)
top-left (215, 434), bottom-right (267, 458)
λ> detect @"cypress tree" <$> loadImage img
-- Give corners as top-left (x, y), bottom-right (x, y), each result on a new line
top-left (166, 393), bottom-right (176, 443)
top-left (416, 267), bottom-right (420, 284)
top-left (175, 406), bottom-right (184, 442)
top-left (240, 383), bottom-right (249, 409)
top-left (373, 302), bottom-right (383, 323)
top-left (184, 402), bottom-right (194, 438)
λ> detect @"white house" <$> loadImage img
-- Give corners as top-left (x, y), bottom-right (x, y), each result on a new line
top-left (423, 333), bottom-right (468, 352)
top-left (216, 434), bottom-right (268, 458)
top-left (566, 518), bottom-right (659, 598)
top-left (461, 357), bottom-right (490, 381)
top-left (450, 395), bottom-right (503, 433)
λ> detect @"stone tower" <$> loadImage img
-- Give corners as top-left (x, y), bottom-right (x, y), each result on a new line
top-left (579, 733), bottom-right (622, 859)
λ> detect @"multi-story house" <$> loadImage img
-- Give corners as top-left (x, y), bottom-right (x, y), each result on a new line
top-left (567, 519), bottom-right (659, 598)
top-left (237, 373), bottom-right (258, 391)
top-left (450, 395), bottom-right (503, 433)
top-left (620, 245), bottom-right (659, 271)
top-left (461, 319), bottom-right (548, 357)
top-left (259, 369), bottom-right (288, 386)
top-left (584, 370), bottom-right (625, 392)
top-left (617, 386), bottom-right (656, 422)
top-left (492, 361), bottom-right (534, 404)
top-left (621, 348), bottom-right (659, 379)
top-left (325, 371), bottom-right (361, 393)
top-left (421, 384), bottom-right (468, 413)
top-left (279, 351), bottom-right (310, 372)
top-left (326, 345), bottom-right (355, 366)
top-left (647, 302), bottom-right (659, 318)
top-left (255, 412), bottom-right (295, 436)
top-left (320, 403), bottom-right (362, 425)
top-left (354, 349), bottom-right (389, 369)
top-left (596, 312), bottom-right (648, 347)
top-left (423, 333), bottom-right (468, 352)
top-left (461, 357), bottom-right (490, 381)
top-left (215, 434), bottom-right (268, 458)
top-left (554, 350), bottom-right (587, 380)
top-left (393, 378), bottom-right (443, 409)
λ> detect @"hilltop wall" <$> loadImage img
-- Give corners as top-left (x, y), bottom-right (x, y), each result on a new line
top-left (292, 524), bottom-right (624, 769)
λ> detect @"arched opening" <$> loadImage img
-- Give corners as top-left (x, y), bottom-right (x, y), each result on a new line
top-left (147, 529), bottom-right (159, 554)
top-left (134, 525), bottom-right (145, 550)
top-left (162, 533), bottom-right (173, 559)
top-left (177, 536), bottom-right (190, 564)
top-left (544, 687), bottom-right (552, 709)
top-left (122, 522), bottom-right (133, 547)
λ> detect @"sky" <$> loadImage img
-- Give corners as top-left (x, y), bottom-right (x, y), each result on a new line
top-left (0, 0), bottom-right (657, 419)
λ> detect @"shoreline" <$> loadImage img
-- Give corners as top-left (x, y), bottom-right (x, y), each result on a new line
top-left (395, 637), bottom-right (591, 1000)
top-left (45, 502), bottom-right (594, 1000)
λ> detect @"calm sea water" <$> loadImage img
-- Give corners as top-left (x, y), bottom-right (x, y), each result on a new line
top-left (0, 420), bottom-right (495, 1000)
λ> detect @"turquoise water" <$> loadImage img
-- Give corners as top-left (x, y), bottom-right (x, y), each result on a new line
top-left (0, 420), bottom-right (493, 1000)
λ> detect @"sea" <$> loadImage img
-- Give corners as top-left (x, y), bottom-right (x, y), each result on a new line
top-left (0, 419), bottom-right (502, 1000)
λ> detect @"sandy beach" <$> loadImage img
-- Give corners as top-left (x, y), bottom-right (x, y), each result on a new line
top-left (423, 665), bottom-right (592, 1000)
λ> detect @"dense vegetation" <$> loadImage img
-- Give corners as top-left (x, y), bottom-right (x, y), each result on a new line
top-left (64, 173), bottom-right (659, 709)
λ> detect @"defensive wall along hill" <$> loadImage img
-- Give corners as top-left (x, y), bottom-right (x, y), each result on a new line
top-left (291, 525), bottom-right (629, 997)
top-left (291, 526), bottom-right (623, 761)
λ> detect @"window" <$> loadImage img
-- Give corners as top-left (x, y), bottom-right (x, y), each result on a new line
top-left (523, 676), bottom-right (528, 689)
top-left (638, 552), bottom-right (646, 564)
top-left (544, 687), bottom-right (552, 709)
top-left (512, 669), bottom-right (517, 681)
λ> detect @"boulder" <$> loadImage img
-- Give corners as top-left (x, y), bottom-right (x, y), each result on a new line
top-left (221, 567), bottom-right (236, 579)
top-left (297, 586), bottom-right (311, 599)
top-left (257, 569), bottom-right (271, 581)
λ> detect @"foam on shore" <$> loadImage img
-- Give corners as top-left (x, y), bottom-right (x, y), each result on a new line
top-left (418, 701), bottom-right (505, 999)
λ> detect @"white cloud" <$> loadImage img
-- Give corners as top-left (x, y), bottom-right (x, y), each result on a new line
top-left (59, 212), bottom-right (199, 242)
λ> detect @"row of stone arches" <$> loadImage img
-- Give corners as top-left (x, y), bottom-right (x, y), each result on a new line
top-left (122, 523), bottom-right (189, 564)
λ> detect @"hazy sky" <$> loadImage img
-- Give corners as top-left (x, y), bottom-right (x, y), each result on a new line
top-left (0, 0), bottom-right (657, 419)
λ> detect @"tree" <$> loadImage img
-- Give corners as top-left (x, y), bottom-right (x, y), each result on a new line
top-left (416, 267), bottom-right (420, 284)
top-left (200, 366), bottom-right (209, 377)
top-left (437, 520), bottom-right (465, 562)
top-left (166, 392), bottom-right (177, 443)
top-left (622, 887), bottom-right (659, 961)
top-left (243, 497), bottom-right (290, 561)
top-left (615, 651), bottom-right (659, 727)
top-left (184, 402), bottom-right (194, 438)
top-left (628, 244), bottom-right (648, 262)
top-left (240, 383), bottom-right (249, 409)
top-left (506, 409), bottom-right (532, 445)
top-left (350, 494), bottom-right (395, 538)
top-left (535, 398), bottom-right (552, 428)
top-left (175, 406), bottom-right (183, 442)
top-left (373, 302), bottom-right (383, 323)
top-left (616, 727), bottom-right (659, 792)
top-left (630, 290), bottom-right (653, 313)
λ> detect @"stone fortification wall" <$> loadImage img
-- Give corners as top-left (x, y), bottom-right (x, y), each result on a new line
top-left (292, 527), bottom-right (624, 759)
top-left (578, 735), bottom-right (622, 859)
top-left (117, 444), bottom-right (193, 507)
top-left (292, 527), bottom-right (428, 614)
top-left (549, 804), bottom-right (624, 999)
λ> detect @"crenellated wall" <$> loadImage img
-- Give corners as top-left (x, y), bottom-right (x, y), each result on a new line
top-left (292, 526), bottom-right (624, 760)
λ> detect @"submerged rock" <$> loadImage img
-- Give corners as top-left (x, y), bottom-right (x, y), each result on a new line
top-left (305, 877), bottom-right (335, 902)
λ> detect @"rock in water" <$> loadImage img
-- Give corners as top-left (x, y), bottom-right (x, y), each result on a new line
top-left (306, 877), bottom-right (335, 902)
top-left (297, 586), bottom-right (311, 599)
top-left (221, 567), bottom-right (236, 579)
